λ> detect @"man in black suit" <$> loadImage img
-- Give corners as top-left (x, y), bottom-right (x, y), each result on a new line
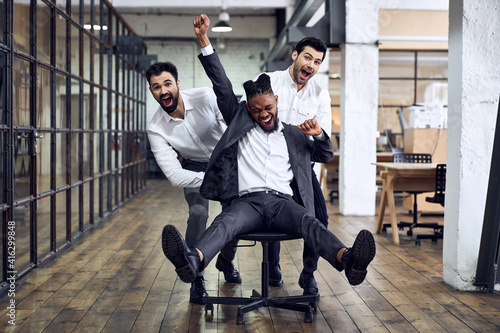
top-left (161, 14), bottom-right (376, 290)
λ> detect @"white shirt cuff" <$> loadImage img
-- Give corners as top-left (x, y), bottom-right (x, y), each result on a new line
top-left (314, 131), bottom-right (326, 140)
top-left (201, 44), bottom-right (214, 56)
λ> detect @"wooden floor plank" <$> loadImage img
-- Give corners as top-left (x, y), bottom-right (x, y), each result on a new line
top-left (2, 178), bottom-right (500, 332)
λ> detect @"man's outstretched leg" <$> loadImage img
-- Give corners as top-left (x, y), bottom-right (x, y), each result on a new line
top-left (338, 230), bottom-right (376, 285)
top-left (162, 225), bottom-right (201, 284)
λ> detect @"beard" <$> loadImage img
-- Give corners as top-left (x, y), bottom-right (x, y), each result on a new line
top-left (256, 108), bottom-right (279, 133)
top-left (292, 62), bottom-right (313, 86)
top-left (159, 91), bottom-right (179, 114)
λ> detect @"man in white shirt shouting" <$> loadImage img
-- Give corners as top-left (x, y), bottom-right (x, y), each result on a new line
top-left (146, 61), bottom-right (241, 304)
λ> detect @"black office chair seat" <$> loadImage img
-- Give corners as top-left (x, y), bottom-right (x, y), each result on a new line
top-left (204, 231), bottom-right (317, 324)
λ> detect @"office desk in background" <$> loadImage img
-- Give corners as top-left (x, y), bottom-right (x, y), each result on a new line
top-left (375, 162), bottom-right (437, 245)
top-left (320, 152), bottom-right (394, 201)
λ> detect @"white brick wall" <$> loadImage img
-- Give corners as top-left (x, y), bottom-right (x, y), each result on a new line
top-left (145, 39), bottom-right (270, 122)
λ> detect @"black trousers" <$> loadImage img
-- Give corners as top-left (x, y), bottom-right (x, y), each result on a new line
top-left (182, 159), bottom-right (237, 274)
top-left (268, 166), bottom-right (329, 275)
top-left (196, 192), bottom-right (344, 272)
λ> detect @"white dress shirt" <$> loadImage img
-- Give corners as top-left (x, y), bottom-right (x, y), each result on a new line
top-left (237, 122), bottom-right (294, 196)
top-left (147, 87), bottom-right (226, 188)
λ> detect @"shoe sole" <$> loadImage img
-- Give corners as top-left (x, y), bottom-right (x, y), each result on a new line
top-left (347, 230), bottom-right (376, 286)
top-left (162, 225), bottom-right (197, 284)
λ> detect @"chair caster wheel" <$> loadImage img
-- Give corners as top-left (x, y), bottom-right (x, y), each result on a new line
top-left (415, 240), bottom-right (421, 246)
top-left (382, 227), bottom-right (387, 233)
top-left (205, 303), bottom-right (214, 314)
top-left (236, 313), bottom-right (245, 325)
top-left (304, 311), bottom-right (313, 323)
top-left (407, 230), bottom-right (413, 236)
top-left (309, 301), bottom-right (317, 311)
top-left (432, 239), bottom-right (438, 243)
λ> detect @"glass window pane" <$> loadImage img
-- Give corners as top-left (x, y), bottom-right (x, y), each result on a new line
top-left (37, 131), bottom-right (51, 194)
top-left (83, 83), bottom-right (91, 129)
top-left (71, 0), bottom-right (80, 24)
top-left (56, 133), bottom-right (67, 188)
top-left (83, 133), bottom-right (91, 179)
top-left (379, 79), bottom-right (414, 106)
top-left (37, 66), bottom-right (51, 128)
top-left (71, 79), bottom-right (80, 128)
top-left (14, 132), bottom-right (31, 201)
top-left (100, 4), bottom-right (110, 43)
top-left (71, 23), bottom-right (80, 76)
top-left (56, 74), bottom-right (67, 129)
top-left (13, 57), bottom-right (31, 127)
top-left (13, 204), bottom-right (31, 270)
top-left (13, 3), bottom-right (30, 54)
top-left (83, 181), bottom-right (90, 227)
top-left (83, 1), bottom-right (91, 33)
top-left (379, 51), bottom-right (416, 78)
top-left (37, 1), bottom-right (51, 65)
top-left (71, 186), bottom-right (80, 236)
top-left (71, 133), bottom-right (79, 182)
top-left (417, 52), bottom-right (448, 79)
top-left (95, 88), bottom-right (100, 129)
top-left (416, 80), bottom-right (448, 105)
top-left (56, 191), bottom-right (67, 248)
top-left (56, 13), bottom-right (67, 70)
top-left (94, 41), bottom-right (101, 84)
top-left (83, 35), bottom-right (90, 81)
top-left (0, 52), bottom-right (6, 124)
top-left (37, 196), bottom-right (51, 259)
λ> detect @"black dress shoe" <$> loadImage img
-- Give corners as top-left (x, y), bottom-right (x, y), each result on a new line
top-left (215, 254), bottom-right (241, 283)
top-left (162, 225), bottom-right (200, 284)
top-left (341, 230), bottom-right (376, 286)
top-left (298, 273), bottom-right (319, 297)
top-left (190, 276), bottom-right (209, 304)
top-left (269, 265), bottom-right (283, 287)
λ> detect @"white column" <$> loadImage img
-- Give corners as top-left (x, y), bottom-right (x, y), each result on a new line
top-left (339, 0), bottom-right (379, 215)
top-left (445, 0), bottom-right (500, 290)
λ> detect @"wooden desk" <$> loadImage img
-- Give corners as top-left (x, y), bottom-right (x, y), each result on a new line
top-left (375, 162), bottom-right (437, 245)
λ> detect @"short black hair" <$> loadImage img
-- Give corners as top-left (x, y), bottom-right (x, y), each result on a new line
top-left (243, 73), bottom-right (274, 100)
top-left (146, 62), bottom-right (178, 86)
top-left (294, 37), bottom-right (328, 62)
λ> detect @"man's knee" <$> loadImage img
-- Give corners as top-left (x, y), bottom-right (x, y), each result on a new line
top-left (188, 204), bottom-right (209, 222)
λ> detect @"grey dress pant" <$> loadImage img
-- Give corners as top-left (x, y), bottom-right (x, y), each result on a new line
top-left (196, 192), bottom-right (345, 272)
top-left (181, 159), bottom-right (237, 277)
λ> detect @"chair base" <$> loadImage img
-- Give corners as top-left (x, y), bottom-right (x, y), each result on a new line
top-left (204, 232), bottom-right (318, 324)
top-left (382, 221), bottom-right (439, 236)
top-left (415, 227), bottom-right (443, 245)
top-left (204, 291), bottom-right (316, 324)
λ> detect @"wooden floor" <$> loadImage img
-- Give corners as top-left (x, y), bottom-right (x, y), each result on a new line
top-left (1, 178), bottom-right (499, 332)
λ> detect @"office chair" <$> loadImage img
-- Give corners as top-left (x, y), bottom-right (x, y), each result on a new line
top-left (382, 153), bottom-right (438, 236)
top-left (415, 164), bottom-right (446, 245)
top-left (204, 232), bottom-right (317, 324)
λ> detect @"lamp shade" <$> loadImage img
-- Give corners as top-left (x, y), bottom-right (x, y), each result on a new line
top-left (211, 11), bottom-right (232, 32)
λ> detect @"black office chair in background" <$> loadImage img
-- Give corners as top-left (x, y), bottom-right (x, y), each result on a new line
top-left (382, 153), bottom-right (439, 236)
top-left (415, 164), bottom-right (446, 245)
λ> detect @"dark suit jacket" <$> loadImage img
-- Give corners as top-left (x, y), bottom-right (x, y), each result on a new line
top-left (199, 51), bottom-right (334, 213)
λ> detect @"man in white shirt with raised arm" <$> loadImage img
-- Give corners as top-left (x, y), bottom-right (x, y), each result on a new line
top-left (146, 61), bottom-right (241, 304)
